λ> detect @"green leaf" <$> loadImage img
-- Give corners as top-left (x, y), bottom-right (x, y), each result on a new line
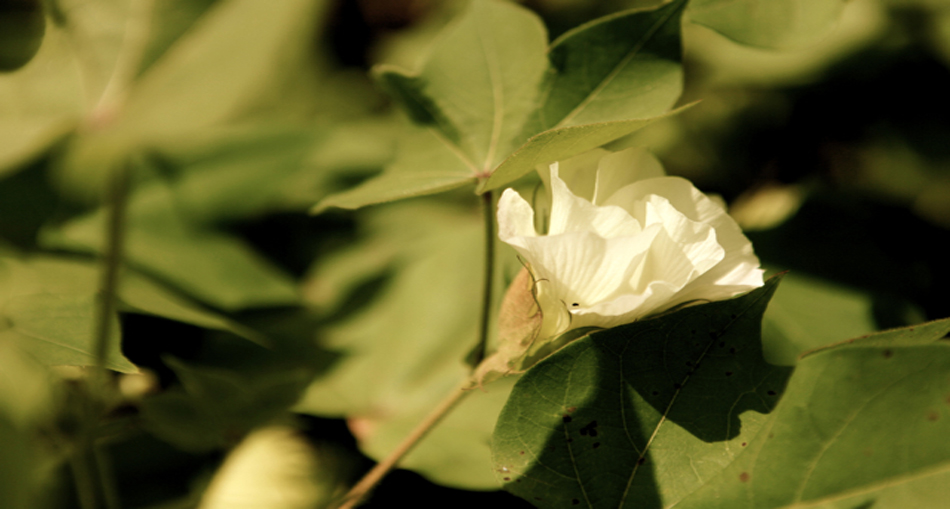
top-left (0, 256), bottom-right (134, 372)
top-left (41, 181), bottom-right (298, 311)
top-left (0, 0), bottom-right (45, 71)
top-left (297, 201), bottom-right (516, 488)
top-left (526, 0), bottom-right (687, 133)
top-left (372, 0), bottom-right (548, 173)
top-left (118, 0), bottom-right (323, 139)
top-left (491, 277), bottom-right (791, 508)
top-left (0, 26), bottom-right (83, 173)
top-left (478, 107), bottom-right (690, 192)
top-left (142, 357), bottom-right (314, 452)
top-left (313, 126), bottom-right (475, 212)
top-left (0, 342), bottom-right (57, 509)
top-left (760, 271), bottom-right (877, 366)
top-left (687, 0), bottom-right (848, 50)
top-left (675, 322), bottom-right (950, 509)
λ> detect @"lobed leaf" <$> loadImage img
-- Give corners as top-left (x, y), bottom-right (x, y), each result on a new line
top-left (492, 277), bottom-right (790, 508)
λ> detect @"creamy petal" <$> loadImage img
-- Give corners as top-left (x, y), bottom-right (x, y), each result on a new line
top-left (497, 188), bottom-right (538, 244)
top-left (548, 165), bottom-right (642, 237)
top-left (593, 149), bottom-right (666, 205)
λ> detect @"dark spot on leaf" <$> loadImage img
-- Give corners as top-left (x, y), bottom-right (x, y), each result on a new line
top-left (572, 303), bottom-right (579, 307)
top-left (637, 457), bottom-right (646, 466)
top-left (729, 347), bottom-right (737, 354)
top-left (519, 451), bottom-right (524, 455)
top-left (767, 390), bottom-right (776, 396)
top-left (725, 372), bottom-right (733, 377)
top-left (516, 479), bottom-right (521, 483)
top-left (718, 340), bottom-right (725, 347)
top-left (567, 406), bottom-right (576, 413)
top-left (579, 421), bottom-right (599, 437)
top-left (741, 442), bottom-right (747, 447)
top-left (535, 497), bottom-right (543, 501)
top-left (503, 477), bottom-right (511, 481)
top-left (768, 433), bottom-right (774, 439)
top-left (593, 442), bottom-right (600, 449)
top-left (567, 438), bottom-right (573, 443)
top-left (573, 499), bottom-right (580, 505)
top-left (927, 411), bottom-right (940, 421)
top-left (651, 390), bottom-right (659, 396)
top-left (731, 314), bottom-right (737, 319)
top-left (691, 330), bottom-right (697, 334)
top-left (674, 383), bottom-right (682, 389)
top-left (686, 361), bottom-right (693, 367)
top-left (549, 445), bottom-right (556, 451)
top-left (563, 415), bottom-right (572, 423)
top-left (883, 349), bottom-right (893, 358)
top-left (710, 333), bottom-right (718, 340)
top-left (739, 472), bottom-right (750, 482)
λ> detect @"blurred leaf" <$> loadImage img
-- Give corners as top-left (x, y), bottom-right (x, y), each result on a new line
top-left (800, 317), bottom-right (950, 357)
top-left (0, 26), bottom-right (82, 172)
top-left (297, 200), bottom-right (515, 488)
top-left (676, 322), bottom-right (950, 509)
top-left (41, 180), bottom-right (298, 311)
top-left (147, 125), bottom-right (319, 222)
top-left (0, 342), bottom-right (57, 509)
top-left (760, 271), bottom-right (877, 366)
top-left (117, 0), bottom-right (322, 139)
top-left (142, 357), bottom-right (314, 452)
top-left (0, 0), bottom-right (45, 71)
top-left (492, 278), bottom-right (791, 508)
top-left (0, 256), bottom-right (134, 372)
top-left (525, 0), bottom-right (686, 133)
top-left (687, 0), bottom-right (848, 50)
top-left (198, 426), bottom-right (349, 509)
top-left (373, 0), bottom-right (548, 173)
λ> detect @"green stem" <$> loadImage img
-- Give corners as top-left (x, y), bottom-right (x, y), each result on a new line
top-left (471, 189), bottom-right (496, 368)
top-left (69, 441), bottom-right (99, 509)
top-left (93, 163), bottom-right (130, 373)
top-left (335, 378), bottom-right (474, 509)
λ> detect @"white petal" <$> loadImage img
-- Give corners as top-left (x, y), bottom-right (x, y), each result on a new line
top-left (593, 148), bottom-right (666, 205)
top-left (547, 165), bottom-right (642, 237)
top-left (497, 188), bottom-right (538, 245)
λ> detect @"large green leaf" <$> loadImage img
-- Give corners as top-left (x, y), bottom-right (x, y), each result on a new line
top-left (373, 0), bottom-right (548, 174)
top-left (319, 0), bottom-right (689, 208)
top-left (491, 278), bottom-right (791, 508)
top-left (688, 0), bottom-right (848, 50)
top-left (526, 0), bottom-right (686, 134)
top-left (675, 320), bottom-right (950, 509)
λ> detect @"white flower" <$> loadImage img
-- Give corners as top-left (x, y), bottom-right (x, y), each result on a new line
top-left (497, 148), bottom-right (764, 342)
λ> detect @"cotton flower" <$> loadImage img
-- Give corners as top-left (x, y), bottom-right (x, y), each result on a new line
top-left (497, 148), bottom-right (763, 343)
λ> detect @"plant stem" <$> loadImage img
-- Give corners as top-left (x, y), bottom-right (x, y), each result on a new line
top-left (471, 189), bottom-right (496, 368)
top-left (69, 441), bottom-right (100, 509)
top-left (93, 162), bottom-right (130, 374)
top-left (335, 378), bottom-right (475, 509)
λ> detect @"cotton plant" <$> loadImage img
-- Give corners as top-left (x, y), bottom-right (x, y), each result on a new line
top-left (3, 0), bottom-right (950, 509)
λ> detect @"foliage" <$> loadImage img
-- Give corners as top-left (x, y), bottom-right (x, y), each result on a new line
top-left (2, 0), bottom-right (950, 508)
